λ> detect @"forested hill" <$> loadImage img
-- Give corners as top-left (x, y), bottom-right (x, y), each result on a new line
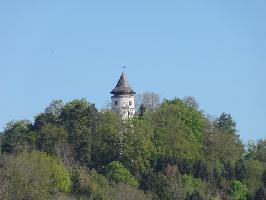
top-left (0, 96), bottom-right (265, 200)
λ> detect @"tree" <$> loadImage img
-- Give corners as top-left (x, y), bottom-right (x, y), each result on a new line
top-left (114, 183), bottom-right (152, 200)
top-left (255, 140), bottom-right (266, 163)
top-left (254, 187), bottom-right (266, 200)
top-left (141, 171), bottom-right (207, 200)
top-left (58, 99), bottom-right (99, 166)
top-left (185, 191), bottom-right (203, 200)
top-left (36, 124), bottom-right (68, 155)
top-left (121, 118), bottom-right (155, 176)
top-left (105, 161), bottom-right (139, 187)
top-left (235, 160), bottom-right (246, 181)
top-left (263, 170), bottom-right (266, 186)
top-left (45, 99), bottom-right (64, 118)
top-left (34, 112), bottom-right (59, 131)
top-left (229, 180), bottom-right (248, 200)
top-left (183, 96), bottom-right (199, 110)
top-left (71, 168), bottom-right (115, 199)
top-left (1, 120), bottom-right (35, 153)
top-left (245, 140), bottom-right (266, 163)
top-left (71, 124), bottom-right (93, 166)
top-left (181, 175), bottom-right (206, 199)
top-left (34, 100), bottom-right (64, 130)
top-left (92, 111), bottom-right (121, 167)
top-left (0, 151), bottom-right (71, 199)
top-left (135, 92), bottom-right (161, 113)
top-left (204, 131), bottom-right (244, 163)
top-left (163, 98), bottom-right (205, 141)
top-left (1, 97), bottom-right (265, 200)
top-left (59, 98), bottom-right (99, 131)
top-left (242, 160), bottom-right (265, 196)
top-left (151, 102), bottom-right (202, 168)
top-left (214, 113), bottom-right (236, 135)
top-left (141, 171), bottom-right (179, 200)
top-left (70, 168), bottom-right (149, 200)
top-left (139, 104), bottom-right (147, 118)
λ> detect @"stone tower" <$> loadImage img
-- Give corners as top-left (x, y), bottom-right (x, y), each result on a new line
top-left (111, 72), bottom-right (136, 119)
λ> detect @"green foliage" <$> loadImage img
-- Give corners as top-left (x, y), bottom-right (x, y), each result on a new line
top-left (181, 175), bottom-right (206, 199)
top-left (184, 191), bottom-right (203, 200)
top-left (163, 98), bottom-right (205, 141)
top-left (152, 102), bottom-right (202, 164)
top-left (58, 99), bottom-right (99, 166)
top-left (0, 151), bottom-right (71, 199)
top-left (34, 100), bottom-right (64, 130)
top-left (121, 118), bottom-right (155, 175)
top-left (114, 183), bottom-right (152, 200)
top-left (36, 124), bottom-right (68, 154)
top-left (245, 140), bottom-right (266, 163)
top-left (45, 99), bottom-right (65, 118)
top-left (263, 170), bottom-right (266, 186)
top-left (91, 111), bottom-right (121, 167)
top-left (71, 124), bottom-right (93, 166)
top-left (72, 168), bottom-right (115, 199)
top-left (34, 112), bottom-right (59, 130)
top-left (0, 97), bottom-right (264, 200)
top-left (183, 96), bottom-right (199, 110)
top-left (254, 187), bottom-right (266, 200)
top-left (59, 98), bottom-right (98, 130)
top-left (181, 175), bottom-right (205, 193)
top-left (141, 171), bottom-right (179, 200)
top-left (70, 167), bottom-right (150, 200)
top-left (214, 112), bottom-right (237, 135)
top-left (105, 161), bottom-right (139, 187)
top-left (242, 160), bottom-right (265, 196)
top-left (141, 171), bottom-right (207, 200)
top-left (1, 120), bottom-right (35, 153)
top-left (204, 127), bottom-right (244, 163)
top-left (229, 180), bottom-right (248, 200)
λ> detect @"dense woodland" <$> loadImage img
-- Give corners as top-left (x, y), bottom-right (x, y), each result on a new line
top-left (0, 94), bottom-right (265, 200)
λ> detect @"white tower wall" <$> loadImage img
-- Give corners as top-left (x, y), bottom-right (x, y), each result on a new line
top-left (111, 95), bottom-right (135, 120)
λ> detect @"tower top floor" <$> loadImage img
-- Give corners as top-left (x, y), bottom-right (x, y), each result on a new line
top-left (111, 72), bottom-right (135, 119)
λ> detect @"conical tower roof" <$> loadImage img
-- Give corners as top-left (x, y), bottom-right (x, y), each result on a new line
top-left (111, 73), bottom-right (135, 95)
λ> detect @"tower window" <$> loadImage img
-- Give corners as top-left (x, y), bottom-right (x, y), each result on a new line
top-left (115, 101), bottom-right (118, 105)
top-left (129, 101), bottom-right (132, 106)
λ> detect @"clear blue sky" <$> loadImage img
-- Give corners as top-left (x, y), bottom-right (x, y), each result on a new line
top-left (0, 1), bottom-right (265, 142)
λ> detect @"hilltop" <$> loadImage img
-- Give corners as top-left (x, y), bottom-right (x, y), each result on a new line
top-left (0, 96), bottom-right (265, 200)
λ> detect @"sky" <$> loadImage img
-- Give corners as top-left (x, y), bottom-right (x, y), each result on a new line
top-left (0, 1), bottom-right (265, 142)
